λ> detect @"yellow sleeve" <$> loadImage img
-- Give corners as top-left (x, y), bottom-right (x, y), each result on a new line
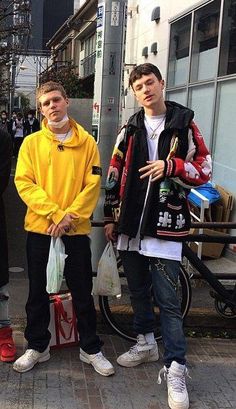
top-left (14, 139), bottom-right (66, 223)
top-left (65, 139), bottom-right (101, 222)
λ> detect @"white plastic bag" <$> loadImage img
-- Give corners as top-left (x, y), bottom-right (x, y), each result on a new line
top-left (46, 237), bottom-right (68, 294)
top-left (93, 241), bottom-right (121, 297)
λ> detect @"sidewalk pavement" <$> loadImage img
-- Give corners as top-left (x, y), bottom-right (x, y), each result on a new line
top-left (0, 331), bottom-right (235, 409)
top-left (2, 258), bottom-right (236, 409)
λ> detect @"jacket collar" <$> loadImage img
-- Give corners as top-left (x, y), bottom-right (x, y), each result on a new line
top-left (127, 101), bottom-right (194, 132)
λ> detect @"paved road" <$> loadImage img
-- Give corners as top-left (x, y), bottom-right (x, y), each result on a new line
top-left (0, 332), bottom-right (236, 409)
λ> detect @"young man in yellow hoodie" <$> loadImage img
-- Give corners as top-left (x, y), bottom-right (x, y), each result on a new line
top-left (14, 81), bottom-right (114, 376)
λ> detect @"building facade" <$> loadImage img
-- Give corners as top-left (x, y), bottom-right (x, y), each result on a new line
top-left (45, 0), bottom-right (97, 96)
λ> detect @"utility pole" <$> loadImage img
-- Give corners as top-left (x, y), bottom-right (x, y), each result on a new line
top-left (9, 53), bottom-right (17, 114)
top-left (91, 0), bottom-right (127, 270)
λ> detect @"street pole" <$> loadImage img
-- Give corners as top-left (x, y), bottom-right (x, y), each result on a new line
top-left (9, 54), bottom-right (17, 114)
top-left (91, 0), bottom-right (127, 271)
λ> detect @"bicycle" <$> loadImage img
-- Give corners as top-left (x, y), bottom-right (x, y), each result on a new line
top-left (94, 221), bottom-right (236, 342)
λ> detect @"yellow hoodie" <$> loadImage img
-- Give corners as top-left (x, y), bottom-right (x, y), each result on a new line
top-left (15, 118), bottom-right (101, 235)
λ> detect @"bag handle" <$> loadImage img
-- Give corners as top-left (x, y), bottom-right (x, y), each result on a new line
top-left (53, 295), bottom-right (75, 341)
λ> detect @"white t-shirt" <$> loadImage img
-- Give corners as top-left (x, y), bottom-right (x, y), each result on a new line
top-left (117, 114), bottom-right (182, 261)
top-left (13, 119), bottom-right (24, 138)
top-left (56, 129), bottom-right (72, 142)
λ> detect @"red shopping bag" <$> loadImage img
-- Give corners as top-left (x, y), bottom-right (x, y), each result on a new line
top-left (49, 292), bottom-right (79, 349)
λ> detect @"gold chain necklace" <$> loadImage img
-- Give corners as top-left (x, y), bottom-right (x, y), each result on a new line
top-left (57, 128), bottom-right (71, 151)
top-left (145, 116), bottom-right (165, 139)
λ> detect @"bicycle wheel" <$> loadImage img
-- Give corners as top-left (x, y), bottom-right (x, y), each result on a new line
top-left (99, 263), bottom-right (192, 342)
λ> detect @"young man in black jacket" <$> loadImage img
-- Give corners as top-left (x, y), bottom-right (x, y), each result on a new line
top-left (104, 63), bottom-right (212, 409)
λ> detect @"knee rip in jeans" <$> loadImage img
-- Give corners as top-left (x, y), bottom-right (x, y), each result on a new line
top-left (152, 258), bottom-right (177, 291)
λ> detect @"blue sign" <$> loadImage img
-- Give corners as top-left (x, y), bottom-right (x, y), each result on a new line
top-left (97, 5), bottom-right (104, 28)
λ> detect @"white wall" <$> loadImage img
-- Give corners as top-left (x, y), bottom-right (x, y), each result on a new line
top-left (123, 0), bottom-right (204, 121)
top-left (68, 98), bottom-right (93, 133)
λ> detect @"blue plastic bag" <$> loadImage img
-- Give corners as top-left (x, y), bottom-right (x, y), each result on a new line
top-left (188, 182), bottom-right (221, 207)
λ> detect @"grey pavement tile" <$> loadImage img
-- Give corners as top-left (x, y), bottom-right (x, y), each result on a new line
top-left (1, 333), bottom-right (236, 409)
top-left (86, 381), bottom-right (103, 397)
top-left (18, 401), bottom-right (34, 409)
top-left (101, 390), bottom-right (134, 409)
top-left (0, 403), bottom-right (19, 409)
top-left (88, 395), bottom-right (104, 409)
top-left (203, 401), bottom-right (232, 409)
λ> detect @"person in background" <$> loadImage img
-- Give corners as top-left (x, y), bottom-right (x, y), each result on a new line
top-left (24, 110), bottom-right (40, 136)
top-left (104, 63), bottom-right (212, 409)
top-left (0, 128), bottom-right (16, 362)
top-left (12, 112), bottom-right (25, 158)
top-left (13, 81), bottom-right (114, 377)
top-left (0, 111), bottom-right (11, 134)
top-left (8, 111), bottom-right (17, 155)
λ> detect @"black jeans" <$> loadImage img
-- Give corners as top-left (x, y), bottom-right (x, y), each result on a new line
top-left (25, 232), bottom-right (102, 353)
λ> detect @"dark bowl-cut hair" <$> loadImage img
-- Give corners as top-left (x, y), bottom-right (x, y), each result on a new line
top-left (129, 63), bottom-right (162, 89)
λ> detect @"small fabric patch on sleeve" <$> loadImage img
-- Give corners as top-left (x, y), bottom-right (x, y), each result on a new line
top-left (92, 166), bottom-right (102, 176)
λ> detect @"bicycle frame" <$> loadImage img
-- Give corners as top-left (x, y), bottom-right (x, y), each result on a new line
top-left (183, 243), bottom-right (236, 308)
top-left (92, 220), bottom-right (236, 309)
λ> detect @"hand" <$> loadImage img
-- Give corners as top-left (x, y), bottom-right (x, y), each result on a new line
top-left (104, 223), bottom-right (117, 242)
top-left (139, 160), bottom-right (165, 182)
top-left (47, 214), bottom-right (77, 237)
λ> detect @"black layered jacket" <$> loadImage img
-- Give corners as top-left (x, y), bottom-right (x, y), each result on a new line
top-left (104, 101), bottom-right (212, 240)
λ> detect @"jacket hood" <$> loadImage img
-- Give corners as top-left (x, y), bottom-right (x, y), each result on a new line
top-left (127, 101), bottom-right (194, 131)
top-left (41, 117), bottom-right (89, 148)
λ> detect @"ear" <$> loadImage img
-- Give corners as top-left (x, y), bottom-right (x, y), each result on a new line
top-left (161, 79), bottom-right (165, 90)
top-left (39, 104), bottom-right (45, 117)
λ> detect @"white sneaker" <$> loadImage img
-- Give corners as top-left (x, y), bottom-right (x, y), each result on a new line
top-left (117, 334), bottom-right (159, 368)
top-left (80, 349), bottom-right (115, 376)
top-left (13, 346), bottom-right (50, 373)
top-left (158, 361), bottom-right (189, 409)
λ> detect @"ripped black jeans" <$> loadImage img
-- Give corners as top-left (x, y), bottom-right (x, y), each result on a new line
top-left (119, 251), bottom-right (186, 366)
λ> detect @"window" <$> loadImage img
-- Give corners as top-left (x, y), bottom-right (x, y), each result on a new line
top-left (166, 89), bottom-right (187, 106)
top-left (219, 0), bottom-right (236, 76)
top-left (212, 79), bottom-right (236, 189)
top-left (81, 33), bottom-right (96, 77)
top-left (190, 0), bottom-right (221, 82)
top-left (188, 84), bottom-right (215, 148)
top-left (167, 14), bottom-right (191, 87)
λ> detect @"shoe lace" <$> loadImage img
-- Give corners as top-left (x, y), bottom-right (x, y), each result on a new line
top-left (128, 344), bottom-right (140, 355)
top-left (157, 366), bottom-right (167, 384)
top-left (94, 352), bottom-right (108, 363)
top-left (24, 349), bottom-right (39, 359)
top-left (157, 366), bottom-right (190, 391)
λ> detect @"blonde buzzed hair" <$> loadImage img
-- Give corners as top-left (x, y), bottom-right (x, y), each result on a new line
top-left (37, 81), bottom-right (67, 103)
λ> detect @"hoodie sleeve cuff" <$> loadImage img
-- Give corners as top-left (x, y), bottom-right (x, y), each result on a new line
top-left (165, 159), bottom-right (175, 177)
top-left (50, 209), bottom-right (67, 225)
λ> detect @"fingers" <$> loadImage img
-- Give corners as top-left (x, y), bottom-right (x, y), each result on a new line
top-left (104, 224), bottom-right (116, 242)
top-left (139, 160), bottom-right (164, 181)
top-left (47, 224), bottom-right (63, 237)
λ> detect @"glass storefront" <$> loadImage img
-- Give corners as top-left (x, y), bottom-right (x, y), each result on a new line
top-left (166, 0), bottom-right (236, 218)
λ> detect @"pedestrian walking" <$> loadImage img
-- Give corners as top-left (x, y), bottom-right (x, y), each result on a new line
top-left (0, 111), bottom-right (11, 134)
top-left (104, 63), bottom-right (212, 409)
top-left (12, 112), bottom-right (25, 158)
top-left (14, 81), bottom-right (114, 376)
top-left (24, 110), bottom-right (40, 136)
top-left (0, 128), bottom-right (16, 362)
